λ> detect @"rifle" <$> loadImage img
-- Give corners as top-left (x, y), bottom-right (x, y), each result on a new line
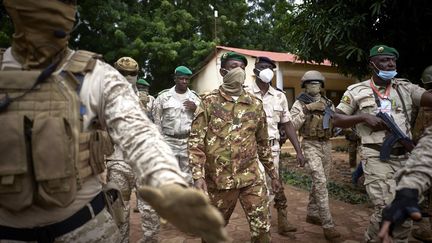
top-left (323, 105), bottom-right (334, 129)
top-left (377, 111), bottom-right (415, 161)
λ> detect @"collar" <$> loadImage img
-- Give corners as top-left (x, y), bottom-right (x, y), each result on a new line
top-left (218, 87), bottom-right (253, 104)
top-left (251, 80), bottom-right (276, 96)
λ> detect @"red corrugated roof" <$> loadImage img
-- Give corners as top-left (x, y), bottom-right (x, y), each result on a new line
top-left (217, 46), bottom-right (332, 66)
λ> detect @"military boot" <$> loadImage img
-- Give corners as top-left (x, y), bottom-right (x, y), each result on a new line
top-left (251, 232), bottom-right (271, 243)
top-left (306, 215), bottom-right (322, 226)
top-left (323, 227), bottom-right (341, 241)
top-left (277, 208), bottom-right (297, 235)
top-left (412, 219), bottom-right (432, 242)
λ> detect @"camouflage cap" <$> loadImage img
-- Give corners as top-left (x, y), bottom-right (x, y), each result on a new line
top-left (369, 45), bottom-right (399, 58)
top-left (174, 66), bottom-right (192, 76)
top-left (221, 52), bottom-right (248, 66)
top-left (137, 78), bottom-right (150, 86)
top-left (114, 57), bottom-right (139, 74)
top-left (255, 56), bottom-right (276, 69)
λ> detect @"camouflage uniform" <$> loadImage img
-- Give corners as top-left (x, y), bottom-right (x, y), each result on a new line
top-left (188, 88), bottom-right (277, 241)
top-left (290, 97), bottom-right (336, 230)
top-left (0, 47), bottom-right (186, 242)
top-left (153, 86), bottom-right (201, 184)
top-left (337, 78), bottom-right (425, 242)
top-left (138, 91), bottom-right (155, 121)
top-left (245, 82), bottom-right (291, 210)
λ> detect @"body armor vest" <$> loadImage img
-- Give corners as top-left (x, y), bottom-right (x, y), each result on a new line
top-left (300, 97), bottom-right (333, 140)
top-left (0, 50), bottom-right (113, 212)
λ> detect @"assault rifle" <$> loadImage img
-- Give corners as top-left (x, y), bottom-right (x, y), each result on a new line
top-left (323, 105), bottom-right (334, 129)
top-left (377, 111), bottom-right (415, 161)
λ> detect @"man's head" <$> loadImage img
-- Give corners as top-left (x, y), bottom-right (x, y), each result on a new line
top-left (219, 52), bottom-right (247, 77)
top-left (254, 56), bottom-right (276, 84)
top-left (369, 45), bottom-right (399, 83)
top-left (301, 70), bottom-right (325, 96)
top-left (4, 0), bottom-right (77, 68)
top-left (219, 52), bottom-right (247, 96)
top-left (174, 66), bottom-right (192, 93)
top-left (114, 57), bottom-right (139, 84)
top-left (137, 78), bottom-right (150, 92)
top-left (421, 65), bottom-right (432, 90)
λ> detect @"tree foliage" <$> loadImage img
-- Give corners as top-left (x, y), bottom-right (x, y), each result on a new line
top-left (284, 0), bottom-right (432, 81)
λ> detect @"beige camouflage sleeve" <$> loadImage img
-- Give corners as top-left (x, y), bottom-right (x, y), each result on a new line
top-left (396, 126), bottom-right (432, 194)
top-left (290, 100), bottom-right (306, 130)
top-left (151, 96), bottom-right (163, 133)
top-left (97, 62), bottom-right (186, 187)
top-left (188, 103), bottom-right (208, 180)
top-left (256, 103), bottom-right (277, 179)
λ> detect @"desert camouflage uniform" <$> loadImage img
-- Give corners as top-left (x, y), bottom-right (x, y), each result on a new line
top-left (290, 97), bottom-right (336, 229)
top-left (0, 48), bottom-right (186, 242)
top-left (245, 82), bottom-right (291, 210)
top-left (337, 78), bottom-right (425, 242)
top-left (153, 86), bottom-right (201, 184)
top-left (138, 91), bottom-right (155, 121)
top-left (188, 88), bottom-right (277, 241)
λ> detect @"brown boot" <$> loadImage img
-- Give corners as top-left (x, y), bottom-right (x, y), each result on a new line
top-left (306, 215), bottom-right (322, 226)
top-left (323, 227), bottom-right (341, 241)
top-left (412, 219), bottom-right (432, 242)
top-left (277, 208), bottom-right (297, 235)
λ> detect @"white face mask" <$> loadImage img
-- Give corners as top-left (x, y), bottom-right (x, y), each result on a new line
top-left (258, 68), bottom-right (274, 83)
top-left (125, 75), bottom-right (138, 84)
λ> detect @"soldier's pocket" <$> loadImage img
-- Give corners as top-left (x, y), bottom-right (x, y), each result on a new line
top-left (358, 98), bottom-right (376, 113)
top-left (32, 116), bottom-right (77, 208)
top-left (0, 115), bottom-right (34, 211)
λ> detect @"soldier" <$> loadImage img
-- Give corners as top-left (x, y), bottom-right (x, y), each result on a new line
top-left (410, 65), bottom-right (432, 242)
top-left (333, 44), bottom-right (432, 242)
top-left (0, 1), bottom-right (227, 243)
top-left (244, 56), bottom-right (305, 236)
top-left (136, 78), bottom-right (155, 120)
top-left (152, 66), bottom-right (200, 185)
top-left (290, 70), bottom-right (341, 240)
top-left (189, 52), bottom-right (282, 242)
top-left (107, 57), bottom-right (160, 243)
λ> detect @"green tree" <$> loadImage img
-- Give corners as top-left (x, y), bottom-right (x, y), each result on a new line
top-left (283, 0), bottom-right (432, 82)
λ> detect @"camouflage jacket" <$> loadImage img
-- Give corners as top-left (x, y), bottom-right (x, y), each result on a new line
top-left (188, 87), bottom-right (276, 190)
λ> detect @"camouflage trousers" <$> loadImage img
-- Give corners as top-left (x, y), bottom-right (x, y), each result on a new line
top-left (303, 139), bottom-right (335, 229)
top-left (0, 208), bottom-right (120, 243)
top-left (263, 141), bottom-right (287, 210)
top-left (164, 136), bottom-right (193, 184)
top-left (208, 178), bottom-right (271, 241)
top-left (361, 146), bottom-right (412, 243)
top-left (107, 160), bottom-right (160, 243)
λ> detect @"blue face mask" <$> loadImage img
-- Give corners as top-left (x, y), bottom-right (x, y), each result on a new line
top-left (377, 70), bottom-right (397, 80)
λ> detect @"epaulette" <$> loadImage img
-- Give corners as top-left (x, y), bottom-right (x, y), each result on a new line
top-left (275, 87), bottom-right (286, 94)
top-left (347, 80), bottom-right (369, 91)
top-left (394, 78), bottom-right (411, 83)
top-left (157, 89), bottom-right (170, 96)
top-left (190, 89), bottom-right (201, 99)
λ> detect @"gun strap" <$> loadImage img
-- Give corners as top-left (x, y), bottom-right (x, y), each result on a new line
top-left (394, 84), bottom-right (411, 125)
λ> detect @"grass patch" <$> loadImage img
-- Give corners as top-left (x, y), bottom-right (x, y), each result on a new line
top-left (281, 170), bottom-right (369, 205)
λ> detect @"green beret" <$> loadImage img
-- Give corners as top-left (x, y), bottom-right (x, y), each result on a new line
top-left (137, 78), bottom-right (150, 86)
top-left (174, 66), bottom-right (192, 76)
top-left (221, 52), bottom-right (248, 66)
top-left (369, 45), bottom-right (399, 58)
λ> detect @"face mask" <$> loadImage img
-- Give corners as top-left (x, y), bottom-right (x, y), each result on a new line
top-left (125, 75), bottom-right (138, 84)
top-left (221, 67), bottom-right (246, 96)
top-left (305, 82), bottom-right (321, 96)
top-left (377, 70), bottom-right (397, 81)
top-left (258, 68), bottom-right (274, 83)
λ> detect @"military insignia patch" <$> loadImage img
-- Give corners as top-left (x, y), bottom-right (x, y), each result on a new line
top-left (378, 46), bottom-right (384, 53)
top-left (341, 95), bottom-right (351, 104)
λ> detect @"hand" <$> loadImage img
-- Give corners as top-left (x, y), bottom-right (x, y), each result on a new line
top-left (296, 153), bottom-right (306, 167)
top-left (305, 102), bottom-right (325, 111)
top-left (378, 188), bottom-right (422, 242)
top-left (279, 130), bottom-right (288, 145)
top-left (194, 178), bottom-right (208, 194)
top-left (139, 184), bottom-right (228, 243)
top-left (271, 178), bottom-right (282, 193)
top-left (363, 114), bottom-right (387, 131)
top-left (183, 100), bottom-right (197, 111)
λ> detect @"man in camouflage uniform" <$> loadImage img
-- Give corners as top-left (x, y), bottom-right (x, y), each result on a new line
top-left (290, 70), bottom-right (341, 240)
top-left (107, 57), bottom-right (160, 243)
top-left (189, 52), bottom-right (282, 243)
top-left (153, 66), bottom-right (200, 185)
top-left (334, 44), bottom-right (432, 242)
top-left (410, 65), bottom-right (432, 242)
top-left (136, 78), bottom-right (155, 121)
top-left (244, 56), bottom-right (305, 236)
top-left (0, 1), bottom-right (227, 243)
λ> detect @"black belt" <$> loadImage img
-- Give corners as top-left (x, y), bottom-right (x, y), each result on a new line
top-left (363, 144), bottom-right (407, 156)
top-left (165, 133), bottom-right (189, 139)
top-left (0, 191), bottom-right (108, 243)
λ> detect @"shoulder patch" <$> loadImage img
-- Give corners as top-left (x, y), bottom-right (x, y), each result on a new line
top-left (341, 95), bottom-right (351, 105)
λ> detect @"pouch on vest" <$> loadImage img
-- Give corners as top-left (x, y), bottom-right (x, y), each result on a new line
top-left (89, 130), bottom-right (113, 174)
top-left (32, 115), bottom-right (77, 207)
top-left (103, 182), bottom-right (126, 227)
top-left (0, 115), bottom-right (34, 211)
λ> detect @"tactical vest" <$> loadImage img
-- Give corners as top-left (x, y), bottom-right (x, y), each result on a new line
top-left (0, 50), bottom-right (113, 212)
top-left (299, 98), bottom-right (333, 140)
